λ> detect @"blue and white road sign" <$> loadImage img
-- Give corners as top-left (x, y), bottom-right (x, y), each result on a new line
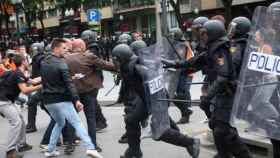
top-left (87, 9), bottom-right (101, 23)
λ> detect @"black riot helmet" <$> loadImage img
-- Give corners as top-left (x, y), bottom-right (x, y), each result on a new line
top-left (169, 28), bottom-right (186, 41)
top-left (228, 17), bottom-right (251, 39)
top-left (81, 30), bottom-right (98, 45)
top-left (202, 20), bottom-right (226, 43)
top-left (118, 33), bottom-right (132, 44)
top-left (30, 42), bottom-right (45, 56)
top-left (192, 16), bottom-right (209, 28)
top-left (130, 40), bottom-right (147, 56)
top-left (112, 44), bottom-right (134, 65)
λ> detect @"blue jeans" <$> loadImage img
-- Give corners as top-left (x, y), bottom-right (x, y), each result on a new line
top-left (45, 102), bottom-right (95, 152)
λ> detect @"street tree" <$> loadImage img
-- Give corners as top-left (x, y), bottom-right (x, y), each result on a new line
top-left (221, 0), bottom-right (233, 25)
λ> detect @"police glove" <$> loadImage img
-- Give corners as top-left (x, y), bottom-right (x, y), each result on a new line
top-left (199, 96), bottom-right (211, 110)
top-left (161, 59), bottom-right (187, 69)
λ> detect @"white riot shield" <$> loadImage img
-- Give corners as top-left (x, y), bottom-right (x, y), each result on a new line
top-left (231, 6), bottom-right (280, 140)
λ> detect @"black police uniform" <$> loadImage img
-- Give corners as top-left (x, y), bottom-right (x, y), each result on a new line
top-left (26, 51), bottom-right (45, 132)
top-left (119, 56), bottom-right (199, 158)
top-left (203, 36), bottom-right (252, 158)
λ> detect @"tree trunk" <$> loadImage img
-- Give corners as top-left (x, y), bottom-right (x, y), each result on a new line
top-left (38, 12), bottom-right (45, 38)
top-left (0, 14), bottom-right (3, 36)
top-left (25, 12), bottom-right (33, 36)
top-left (169, 0), bottom-right (184, 32)
top-left (222, 0), bottom-right (233, 26)
top-left (4, 12), bottom-right (11, 37)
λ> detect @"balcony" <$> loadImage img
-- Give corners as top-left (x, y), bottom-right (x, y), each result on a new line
top-left (114, 0), bottom-right (155, 14)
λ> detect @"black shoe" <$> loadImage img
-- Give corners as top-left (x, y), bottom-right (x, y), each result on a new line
top-left (177, 116), bottom-right (190, 124)
top-left (96, 122), bottom-right (108, 132)
top-left (95, 145), bottom-right (102, 152)
top-left (26, 126), bottom-right (37, 133)
top-left (64, 143), bottom-right (75, 155)
top-left (186, 138), bottom-right (200, 158)
top-left (18, 143), bottom-right (33, 152)
top-left (118, 135), bottom-right (128, 144)
top-left (120, 148), bottom-right (143, 158)
top-left (213, 153), bottom-right (233, 158)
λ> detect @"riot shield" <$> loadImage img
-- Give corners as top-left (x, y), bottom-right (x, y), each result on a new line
top-left (162, 39), bottom-right (187, 99)
top-left (137, 38), bottom-right (171, 139)
top-left (231, 6), bottom-right (280, 140)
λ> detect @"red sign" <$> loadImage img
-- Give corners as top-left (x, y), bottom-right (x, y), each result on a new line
top-left (120, 24), bottom-right (129, 32)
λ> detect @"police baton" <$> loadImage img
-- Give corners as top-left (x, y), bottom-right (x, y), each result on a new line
top-left (157, 98), bottom-right (201, 104)
top-left (243, 81), bottom-right (280, 88)
top-left (186, 82), bottom-right (208, 85)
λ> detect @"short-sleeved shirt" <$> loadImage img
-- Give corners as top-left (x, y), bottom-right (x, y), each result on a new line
top-left (0, 69), bottom-right (28, 102)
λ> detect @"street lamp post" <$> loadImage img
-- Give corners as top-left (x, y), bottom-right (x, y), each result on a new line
top-left (11, 0), bottom-right (22, 37)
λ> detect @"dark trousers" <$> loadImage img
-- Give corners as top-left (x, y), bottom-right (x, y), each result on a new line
top-left (271, 139), bottom-right (280, 158)
top-left (79, 90), bottom-right (97, 145)
top-left (125, 100), bottom-right (194, 151)
top-left (174, 74), bottom-right (193, 116)
top-left (26, 91), bottom-right (41, 127)
top-left (212, 120), bottom-right (252, 158)
top-left (95, 89), bottom-right (107, 125)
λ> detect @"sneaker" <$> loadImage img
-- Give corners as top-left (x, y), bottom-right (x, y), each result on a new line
top-left (186, 138), bottom-right (200, 158)
top-left (18, 143), bottom-right (33, 152)
top-left (39, 144), bottom-right (48, 152)
top-left (44, 150), bottom-right (60, 157)
top-left (86, 149), bottom-right (103, 158)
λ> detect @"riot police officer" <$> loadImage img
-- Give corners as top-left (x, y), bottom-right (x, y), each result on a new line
top-left (118, 33), bottom-right (133, 45)
top-left (164, 20), bottom-right (253, 158)
top-left (117, 33), bottom-right (136, 144)
top-left (112, 44), bottom-right (200, 158)
top-left (26, 42), bottom-right (45, 133)
top-left (228, 16), bottom-right (251, 76)
top-left (168, 28), bottom-right (194, 124)
top-left (130, 40), bottom-right (147, 56)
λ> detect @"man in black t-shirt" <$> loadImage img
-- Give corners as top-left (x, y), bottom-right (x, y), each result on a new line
top-left (0, 54), bottom-right (41, 158)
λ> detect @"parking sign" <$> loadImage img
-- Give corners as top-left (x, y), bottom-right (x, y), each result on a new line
top-left (87, 9), bottom-right (101, 23)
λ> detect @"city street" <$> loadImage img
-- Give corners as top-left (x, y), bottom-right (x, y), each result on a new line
top-left (0, 72), bottom-right (272, 158)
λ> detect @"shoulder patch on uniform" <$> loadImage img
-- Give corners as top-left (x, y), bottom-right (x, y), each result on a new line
top-left (230, 47), bottom-right (236, 54)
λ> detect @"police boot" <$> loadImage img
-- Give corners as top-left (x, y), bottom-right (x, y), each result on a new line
top-left (118, 132), bottom-right (128, 144)
top-left (213, 153), bottom-right (233, 158)
top-left (160, 129), bottom-right (200, 158)
top-left (120, 148), bottom-right (143, 158)
top-left (177, 110), bottom-right (193, 124)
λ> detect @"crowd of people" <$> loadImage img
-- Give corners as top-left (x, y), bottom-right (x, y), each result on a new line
top-left (0, 2), bottom-right (280, 158)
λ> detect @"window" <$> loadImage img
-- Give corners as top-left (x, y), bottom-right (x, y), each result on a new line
top-left (170, 12), bottom-right (178, 28)
top-left (181, 0), bottom-right (190, 5)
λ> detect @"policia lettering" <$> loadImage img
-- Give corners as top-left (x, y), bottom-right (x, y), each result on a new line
top-left (248, 52), bottom-right (280, 75)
